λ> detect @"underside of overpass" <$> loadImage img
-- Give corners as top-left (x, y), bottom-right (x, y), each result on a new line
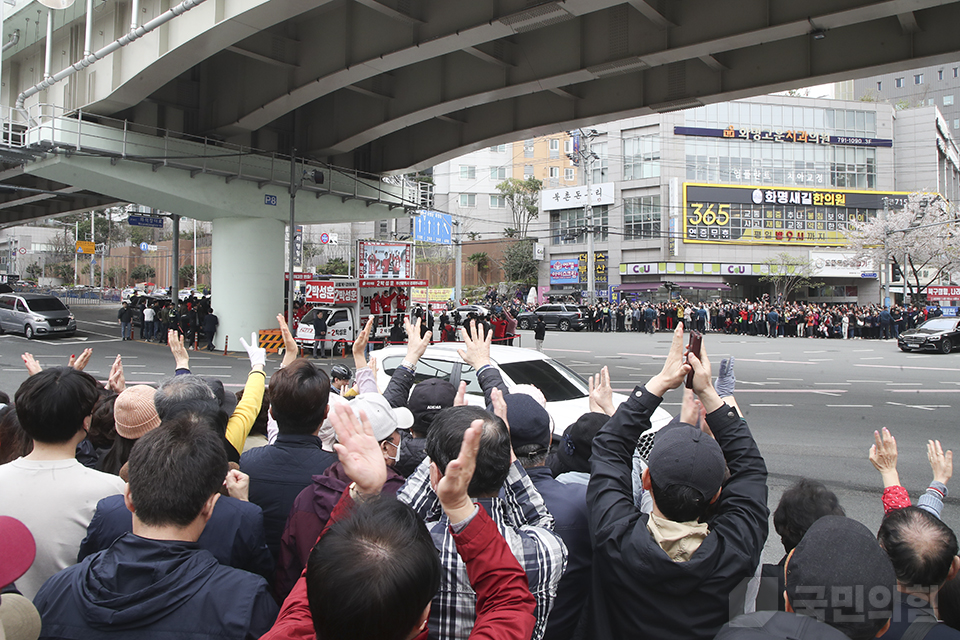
top-left (117, 0), bottom-right (960, 173)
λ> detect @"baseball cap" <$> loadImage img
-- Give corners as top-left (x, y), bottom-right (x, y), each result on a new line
top-left (408, 379), bottom-right (456, 433)
top-left (786, 515), bottom-right (896, 626)
top-left (647, 423), bottom-right (725, 501)
top-left (348, 393), bottom-right (403, 442)
top-left (114, 385), bottom-right (162, 440)
top-left (0, 516), bottom-right (36, 588)
top-left (492, 393), bottom-right (550, 453)
top-left (556, 412), bottom-right (609, 474)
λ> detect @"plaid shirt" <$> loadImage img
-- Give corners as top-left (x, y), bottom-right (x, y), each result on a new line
top-left (399, 459), bottom-right (567, 640)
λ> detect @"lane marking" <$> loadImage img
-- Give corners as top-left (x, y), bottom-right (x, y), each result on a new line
top-left (856, 364), bottom-right (960, 373)
top-left (544, 348), bottom-right (592, 353)
top-left (887, 382), bottom-right (922, 386)
top-left (750, 403), bottom-right (794, 407)
top-left (815, 382), bottom-right (851, 385)
top-left (847, 379), bottom-right (891, 383)
top-left (859, 357), bottom-right (884, 360)
top-left (827, 404), bottom-right (873, 408)
top-left (768, 377), bottom-right (802, 381)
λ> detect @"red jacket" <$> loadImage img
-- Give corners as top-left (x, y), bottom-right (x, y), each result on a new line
top-left (261, 491), bottom-right (536, 640)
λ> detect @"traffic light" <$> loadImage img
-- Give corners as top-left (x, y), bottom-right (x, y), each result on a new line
top-left (892, 263), bottom-right (902, 282)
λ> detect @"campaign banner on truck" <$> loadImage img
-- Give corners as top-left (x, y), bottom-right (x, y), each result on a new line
top-left (358, 241), bottom-right (413, 280)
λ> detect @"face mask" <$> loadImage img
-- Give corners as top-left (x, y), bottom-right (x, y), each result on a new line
top-left (385, 436), bottom-right (401, 464)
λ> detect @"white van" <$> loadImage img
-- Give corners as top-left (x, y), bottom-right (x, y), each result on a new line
top-left (295, 306), bottom-right (358, 355)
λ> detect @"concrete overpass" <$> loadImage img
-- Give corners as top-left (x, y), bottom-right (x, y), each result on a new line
top-left (0, 0), bottom-right (959, 342)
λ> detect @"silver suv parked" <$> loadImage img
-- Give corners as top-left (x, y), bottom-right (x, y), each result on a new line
top-left (0, 293), bottom-right (76, 339)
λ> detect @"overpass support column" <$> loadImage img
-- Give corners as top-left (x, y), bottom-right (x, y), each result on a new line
top-left (211, 216), bottom-right (284, 352)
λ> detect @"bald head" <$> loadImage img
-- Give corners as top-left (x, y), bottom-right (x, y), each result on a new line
top-left (878, 507), bottom-right (958, 591)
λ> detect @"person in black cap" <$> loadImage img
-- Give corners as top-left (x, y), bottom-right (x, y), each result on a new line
top-left (588, 323), bottom-right (768, 640)
top-left (547, 411), bottom-right (609, 482)
top-left (717, 515), bottom-right (897, 640)
top-left (502, 392), bottom-right (592, 640)
top-left (394, 377), bottom-right (457, 477)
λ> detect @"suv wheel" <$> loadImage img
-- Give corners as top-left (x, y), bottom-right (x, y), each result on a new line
top-left (558, 319), bottom-right (570, 332)
top-left (24, 324), bottom-right (34, 339)
top-left (941, 339), bottom-right (952, 354)
top-left (518, 318), bottom-right (531, 330)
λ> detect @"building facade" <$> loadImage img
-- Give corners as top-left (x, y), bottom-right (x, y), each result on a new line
top-left (539, 94), bottom-right (960, 305)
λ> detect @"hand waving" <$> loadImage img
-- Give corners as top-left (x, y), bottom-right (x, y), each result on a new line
top-left (435, 419), bottom-right (482, 524)
top-left (330, 403), bottom-right (387, 497)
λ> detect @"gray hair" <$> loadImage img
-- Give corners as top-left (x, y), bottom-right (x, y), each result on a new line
top-left (155, 374), bottom-right (216, 419)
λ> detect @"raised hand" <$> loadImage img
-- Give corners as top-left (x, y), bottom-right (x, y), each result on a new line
top-left (453, 380), bottom-right (468, 407)
top-left (403, 317), bottom-right (432, 364)
top-left (589, 366), bottom-right (615, 416)
top-left (21, 352), bottom-right (41, 376)
top-left (107, 354), bottom-right (126, 394)
top-left (457, 320), bottom-right (492, 369)
top-left (928, 439), bottom-right (953, 486)
top-left (330, 403), bottom-right (387, 497)
top-left (647, 323), bottom-right (690, 396)
top-left (239, 332), bottom-right (266, 369)
top-left (223, 469), bottom-right (250, 502)
top-left (168, 329), bottom-right (190, 370)
top-left (69, 348), bottom-right (93, 372)
top-left (869, 427), bottom-right (900, 488)
top-left (277, 313), bottom-right (298, 367)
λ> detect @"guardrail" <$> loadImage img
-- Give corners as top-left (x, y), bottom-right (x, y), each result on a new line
top-left (41, 289), bottom-right (123, 305)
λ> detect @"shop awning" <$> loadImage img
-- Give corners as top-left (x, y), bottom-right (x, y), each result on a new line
top-left (676, 281), bottom-right (732, 290)
top-left (544, 289), bottom-right (577, 297)
top-left (615, 283), bottom-right (662, 292)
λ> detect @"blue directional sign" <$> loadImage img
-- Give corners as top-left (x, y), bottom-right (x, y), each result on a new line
top-left (414, 210), bottom-right (453, 245)
top-left (128, 215), bottom-right (164, 228)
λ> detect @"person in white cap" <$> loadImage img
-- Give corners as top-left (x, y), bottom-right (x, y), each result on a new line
top-left (274, 393), bottom-right (413, 600)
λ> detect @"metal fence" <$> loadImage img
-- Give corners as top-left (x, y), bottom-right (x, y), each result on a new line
top-left (41, 289), bottom-right (122, 305)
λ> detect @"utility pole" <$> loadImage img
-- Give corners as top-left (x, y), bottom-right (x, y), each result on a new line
top-left (171, 214), bottom-right (180, 296)
top-left (287, 150), bottom-right (297, 332)
top-left (73, 220), bottom-right (78, 287)
top-left (192, 218), bottom-right (197, 289)
top-left (90, 209), bottom-right (95, 286)
top-left (453, 220), bottom-right (462, 302)
top-left (575, 129), bottom-right (601, 304)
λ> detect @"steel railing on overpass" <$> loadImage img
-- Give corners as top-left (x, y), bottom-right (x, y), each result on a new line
top-left (0, 104), bottom-right (420, 210)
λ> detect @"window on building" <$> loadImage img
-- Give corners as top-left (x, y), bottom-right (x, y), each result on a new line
top-left (489, 195), bottom-right (505, 209)
top-left (523, 165), bottom-right (534, 178)
top-left (895, 77), bottom-right (904, 88)
top-left (459, 193), bottom-right (476, 207)
top-left (624, 195), bottom-right (661, 240)
top-left (591, 142), bottom-right (609, 184)
top-left (928, 98), bottom-right (935, 106)
top-left (551, 206), bottom-right (609, 244)
top-left (549, 139), bottom-right (559, 151)
top-left (489, 145), bottom-right (506, 152)
top-left (490, 166), bottom-right (507, 181)
top-left (524, 140), bottom-right (535, 158)
top-left (915, 74), bottom-right (923, 85)
top-left (877, 81), bottom-right (882, 91)
top-left (564, 139), bottom-right (573, 154)
top-left (945, 95), bottom-right (955, 106)
top-left (955, 68), bottom-right (959, 78)
top-left (459, 165), bottom-right (476, 180)
top-left (939, 70), bottom-right (944, 81)
top-left (565, 167), bottom-right (575, 181)
top-left (549, 166), bottom-right (560, 178)
top-left (623, 135), bottom-right (661, 180)
top-left (954, 119), bottom-right (959, 129)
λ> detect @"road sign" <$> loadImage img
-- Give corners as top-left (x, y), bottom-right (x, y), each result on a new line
top-left (414, 210), bottom-right (453, 245)
top-left (320, 232), bottom-right (330, 244)
top-left (265, 195), bottom-right (278, 206)
top-left (17, 247), bottom-right (26, 255)
top-left (139, 242), bottom-right (158, 252)
top-left (128, 215), bottom-right (164, 228)
top-left (75, 241), bottom-right (95, 254)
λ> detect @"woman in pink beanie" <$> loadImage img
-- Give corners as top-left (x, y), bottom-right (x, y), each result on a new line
top-left (97, 385), bottom-right (161, 476)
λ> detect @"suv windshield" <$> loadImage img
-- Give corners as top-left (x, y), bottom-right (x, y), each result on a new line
top-left (27, 298), bottom-right (67, 312)
top-left (499, 360), bottom-right (587, 402)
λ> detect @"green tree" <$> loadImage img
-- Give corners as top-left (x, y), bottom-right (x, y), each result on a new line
top-left (468, 252), bottom-right (489, 284)
top-left (759, 252), bottom-right (823, 301)
top-left (179, 265), bottom-right (195, 286)
top-left (496, 177), bottom-right (542, 238)
top-left (130, 264), bottom-right (156, 282)
top-left (317, 257), bottom-right (350, 275)
top-left (25, 263), bottom-right (42, 280)
top-left (106, 266), bottom-right (127, 287)
top-left (499, 239), bottom-right (538, 284)
top-left (49, 262), bottom-right (74, 282)
top-left (129, 226), bottom-right (155, 246)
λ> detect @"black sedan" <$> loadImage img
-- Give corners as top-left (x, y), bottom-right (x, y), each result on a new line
top-left (898, 317), bottom-right (960, 353)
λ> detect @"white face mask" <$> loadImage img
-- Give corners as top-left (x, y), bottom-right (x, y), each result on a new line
top-left (384, 436), bottom-right (401, 464)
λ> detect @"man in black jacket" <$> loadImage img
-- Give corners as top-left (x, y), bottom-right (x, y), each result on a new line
top-left (534, 316), bottom-right (546, 352)
top-left (587, 323), bottom-right (768, 640)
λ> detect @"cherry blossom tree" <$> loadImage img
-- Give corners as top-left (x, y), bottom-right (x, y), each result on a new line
top-left (844, 192), bottom-right (960, 303)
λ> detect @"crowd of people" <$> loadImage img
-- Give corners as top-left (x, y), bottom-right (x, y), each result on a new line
top-left (2, 310), bottom-right (960, 640)
top-left (118, 293), bottom-right (219, 349)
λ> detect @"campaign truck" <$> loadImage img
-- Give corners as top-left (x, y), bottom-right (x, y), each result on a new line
top-left (294, 276), bottom-right (428, 354)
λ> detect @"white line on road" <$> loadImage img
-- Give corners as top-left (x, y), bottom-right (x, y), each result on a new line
top-left (808, 358), bottom-right (833, 362)
top-left (544, 348), bottom-right (592, 353)
top-left (768, 377), bottom-right (803, 381)
top-left (615, 365), bottom-right (647, 370)
top-left (847, 380), bottom-right (892, 383)
top-left (856, 364), bottom-right (960, 372)
top-left (886, 382), bottom-right (922, 386)
top-left (886, 402), bottom-right (941, 411)
top-left (750, 404), bottom-right (794, 407)
top-left (191, 366), bottom-right (233, 369)
top-left (733, 389), bottom-right (848, 394)
top-left (827, 404), bottom-right (873, 408)
top-left (739, 381), bottom-right (780, 386)
top-left (815, 382), bottom-right (851, 385)
top-left (803, 350), bottom-right (827, 354)
top-left (859, 357), bottom-right (884, 360)
top-left (888, 389), bottom-right (960, 393)
top-left (754, 352), bottom-right (780, 355)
